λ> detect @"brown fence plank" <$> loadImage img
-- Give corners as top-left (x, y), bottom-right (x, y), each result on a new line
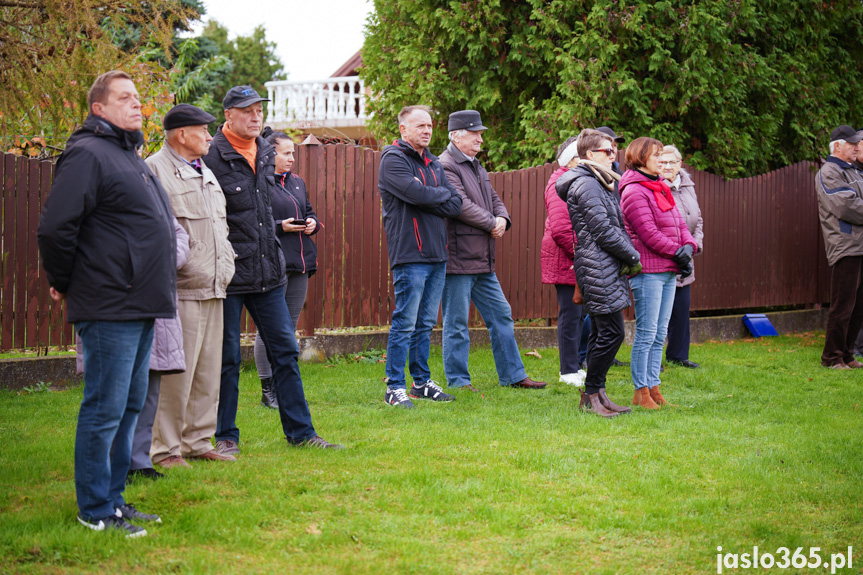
top-left (37, 162), bottom-right (53, 347)
top-left (25, 159), bottom-right (41, 348)
top-left (1, 154), bottom-right (12, 349)
top-left (14, 156), bottom-right (28, 348)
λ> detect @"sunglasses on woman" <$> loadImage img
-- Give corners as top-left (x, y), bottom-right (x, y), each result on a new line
top-left (591, 148), bottom-right (615, 157)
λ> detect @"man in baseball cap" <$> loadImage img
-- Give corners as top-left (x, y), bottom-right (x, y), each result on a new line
top-left (204, 86), bottom-right (343, 450)
top-left (814, 124), bottom-right (863, 369)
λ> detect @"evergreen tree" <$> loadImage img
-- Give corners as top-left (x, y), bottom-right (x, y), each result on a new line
top-left (362, 0), bottom-right (863, 176)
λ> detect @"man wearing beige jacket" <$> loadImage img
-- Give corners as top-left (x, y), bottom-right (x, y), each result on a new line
top-left (146, 104), bottom-right (237, 466)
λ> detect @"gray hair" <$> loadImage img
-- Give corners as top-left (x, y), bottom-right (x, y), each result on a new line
top-left (448, 129), bottom-right (469, 142)
top-left (661, 144), bottom-right (682, 161)
top-left (829, 139), bottom-right (847, 155)
top-left (398, 105), bottom-right (433, 125)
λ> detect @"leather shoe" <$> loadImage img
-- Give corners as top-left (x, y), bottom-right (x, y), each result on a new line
top-left (511, 377), bottom-right (547, 389)
top-left (187, 450), bottom-right (236, 462)
top-left (127, 468), bottom-right (164, 483)
top-left (155, 455), bottom-right (190, 469)
top-left (846, 359), bottom-right (863, 369)
top-left (669, 359), bottom-right (700, 369)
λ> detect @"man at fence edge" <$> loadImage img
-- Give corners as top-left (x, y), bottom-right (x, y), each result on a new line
top-left (378, 105), bottom-right (463, 408)
top-left (145, 104), bottom-right (237, 468)
top-left (204, 85), bottom-right (343, 451)
top-left (815, 125), bottom-right (863, 369)
top-left (36, 70), bottom-right (176, 537)
top-left (438, 110), bottom-right (547, 392)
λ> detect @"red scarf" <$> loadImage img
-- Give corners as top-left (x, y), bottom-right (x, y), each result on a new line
top-left (640, 179), bottom-right (676, 212)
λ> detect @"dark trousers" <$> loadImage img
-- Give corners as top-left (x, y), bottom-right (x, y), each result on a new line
top-left (584, 311), bottom-right (625, 395)
top-left (665, 284), bottom-right (691, 361)
top-left (580, 315), bottom-right (591, 366)
top-left (555, 285), bottom-right (585, 374)
top-left (217, 288), bottom-right (316, 445)
top-left (822, 256), bottom-right (863, 366)
top-left (128, 371), bottom-right (161, 471)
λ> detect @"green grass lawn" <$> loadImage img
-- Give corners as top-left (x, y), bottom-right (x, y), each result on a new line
top-left (1, 333), bottom-right (861, 574)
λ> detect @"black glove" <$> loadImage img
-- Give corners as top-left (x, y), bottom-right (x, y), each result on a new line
top-left (678, 261), bottom-right (693, 278)
top-left (673, 244), bottom-right (694, 265)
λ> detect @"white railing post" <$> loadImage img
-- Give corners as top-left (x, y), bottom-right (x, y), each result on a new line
top-left (264, 76), bottom-right (368, 125)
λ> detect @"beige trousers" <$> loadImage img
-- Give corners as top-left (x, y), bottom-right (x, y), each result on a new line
top-left (151, 298), bottom-right (223, 462)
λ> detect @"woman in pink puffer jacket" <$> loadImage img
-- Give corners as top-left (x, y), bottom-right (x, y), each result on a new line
top-left (619, 137), bottom-right (697, 410)
top-left (541, 136), bottom-right (587, 386)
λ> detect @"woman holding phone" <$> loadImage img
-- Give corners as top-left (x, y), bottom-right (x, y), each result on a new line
top-left (255, 129), bottom-right (320, 408)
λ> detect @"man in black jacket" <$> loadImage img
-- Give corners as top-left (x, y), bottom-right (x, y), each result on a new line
top-left (37, 70), bottom-right (175, 537)
top-left (378, 105), bottom-right (463, 408)
top-left (203, 86), bottom-right (342, 450)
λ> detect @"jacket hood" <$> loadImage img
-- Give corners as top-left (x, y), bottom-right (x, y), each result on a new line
top-left (619, 168), bottom-right (656, 192)
top-left (66, 114), bottom-right (144, 152)
top-left (382, 139), bottom-right (439, 165)
top-left (555, 168), bottom-right (579, 201)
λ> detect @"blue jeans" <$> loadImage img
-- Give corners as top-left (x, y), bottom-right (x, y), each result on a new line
top-left (217, 288), bottom-right (316, 445)
top-left (442, 272), bottom-right (526, 387)
top-left (630, 272), bottom-right (677, 389)
top-left (75, 320), bottom-right (154, 520)
top-left (385, 262), bottom-right (446, 389)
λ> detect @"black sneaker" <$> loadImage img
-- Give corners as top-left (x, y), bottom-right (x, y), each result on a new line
top-left (410, 380), bottom-right (455, 402)
top-left (384, 387), bottom-right (414, 408)
top-left (116, 503), bottom-right (161, 523)
top-left (77, 513), bottom-right (146, 538)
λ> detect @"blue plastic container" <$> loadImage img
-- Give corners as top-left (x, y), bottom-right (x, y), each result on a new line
top-left (743, 313), bottom-right (779, 338)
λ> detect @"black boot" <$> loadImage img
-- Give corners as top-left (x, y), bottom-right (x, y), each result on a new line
top-left (260, 378), bottom-right (278, 409)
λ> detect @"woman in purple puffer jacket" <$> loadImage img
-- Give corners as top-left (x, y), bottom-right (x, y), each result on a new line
top-left (541, 136), bottom-right (587, 386)
top-left (619, 137), bottom-right (697, 410)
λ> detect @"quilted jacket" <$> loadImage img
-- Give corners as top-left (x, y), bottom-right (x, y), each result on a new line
top-left (620, 169), bottom-right (697, 274)
top-left (555, 166), bottom-right (640, 315)
top-left (541, 166), bottom-right (576, 286)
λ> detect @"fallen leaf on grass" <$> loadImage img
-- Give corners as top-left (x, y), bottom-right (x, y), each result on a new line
top-left (855, 404), bottom-right (859, 411)
top-left (307, 523), bottom-right (322, 536)
top-left (525, 349), bottom-right (542, 359)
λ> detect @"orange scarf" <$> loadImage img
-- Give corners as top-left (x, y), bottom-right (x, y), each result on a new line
top-left (223, 124), bottom-right (257, 173)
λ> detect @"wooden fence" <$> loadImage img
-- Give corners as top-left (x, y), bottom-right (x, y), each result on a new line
top-left (0, 146), bottom-right (831, 351)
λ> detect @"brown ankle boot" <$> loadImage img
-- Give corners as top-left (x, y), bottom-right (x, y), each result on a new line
top-left (633, 387), bottom-right (660, 409)
top-left (598, 389), bottom-right (631, 413)
top-left (649, 385), bottom-right (677, 407)
top-left (579, 390), bottom-right (591, 411)
top-left (583, 392), bottom-right (619, 418)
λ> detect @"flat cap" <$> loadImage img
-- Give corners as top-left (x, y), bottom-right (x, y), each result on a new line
top-left (448, 110), bottom-right (488, 132)
top-left (223, 85), bottom-right (269, 110)
top-left (163, 104), bottom-right (217, 130)
top-left (830, 125), bottom-right (863, 144)
top-left (596, 126), bottom-right (625, 143)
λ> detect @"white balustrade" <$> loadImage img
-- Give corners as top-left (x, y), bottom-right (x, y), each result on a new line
top-left (265, 76), bottom-right (367, 127)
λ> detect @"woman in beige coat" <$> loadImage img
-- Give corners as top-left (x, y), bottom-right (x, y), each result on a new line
top-left (660, 145), bottom-right (704, 368)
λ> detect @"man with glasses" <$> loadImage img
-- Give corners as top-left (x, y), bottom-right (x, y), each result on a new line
top-left (438, 110), bottom-right (547, 392)
top-left (815, 125), bottom-right (863, 369)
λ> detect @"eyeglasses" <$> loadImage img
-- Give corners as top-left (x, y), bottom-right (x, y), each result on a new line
top-left (658, 160), bottom-right (681, 166)
top-left (591, 148), bottom-right (615, 157)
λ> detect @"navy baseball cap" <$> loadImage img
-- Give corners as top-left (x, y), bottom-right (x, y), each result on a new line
top-left (223, 85), bottom-right (269, 110)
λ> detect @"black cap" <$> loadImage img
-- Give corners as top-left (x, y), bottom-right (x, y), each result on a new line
top-left (596, 126), bottom-right (625, 143)
top-left (163, 104), bottom-right (217, 130)
top-left (448, 110), bottom-right (488, 132)
top-left (830, 125), bottom-right (863, 143)
top-left (222, 85), bottom-right (269, 110)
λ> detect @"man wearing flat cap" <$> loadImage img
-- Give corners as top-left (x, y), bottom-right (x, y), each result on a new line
top-left (204, 85), bottom-right (342, 450)
top-left (815, 125), bottom-right (863, 369)
top-left (438, 110), bottom-right (547, 391)
top-left (146, 104), bottom-right (238, 467)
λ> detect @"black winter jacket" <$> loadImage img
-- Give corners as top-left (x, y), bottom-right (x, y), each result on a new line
top-left (273, 172), bottom-right (318, 276)
top-left (203, 127), bottom-right (286, 294)
top-left (555, 166), bottom-right (639, 315)
top-left (378, 140), bottom-right (462, 268)
top-left (37, 115), bottom-right (177, 323)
